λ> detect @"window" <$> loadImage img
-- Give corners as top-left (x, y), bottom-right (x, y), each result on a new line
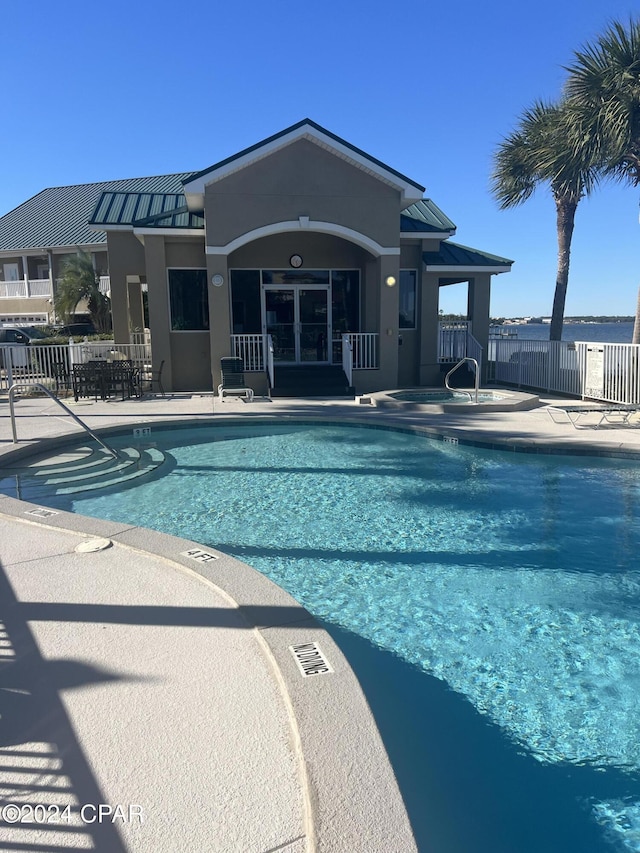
top-left (399, 270), bottom-right (417, 329)
top-left (331, 270), bottom-right (360, 333)
top-left (168, 269), bottom-right (209, 331)
top-left (230, 270), bottom-right (261, 334)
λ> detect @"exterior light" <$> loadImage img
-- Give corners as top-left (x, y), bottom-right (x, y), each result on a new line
top-left (211, 274), bottom-right (224, 287)
top-left (385, 275), bottom-right (397, 287)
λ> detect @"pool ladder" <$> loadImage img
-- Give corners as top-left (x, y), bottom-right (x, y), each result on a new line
top-left (444, 358), bottom-right (479, 404)
top-left (8, 383), bottom-right (119, 458)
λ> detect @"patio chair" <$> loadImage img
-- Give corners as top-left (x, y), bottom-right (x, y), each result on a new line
top-left (546, 403), bottom-right (640, 429)
top-left (144, 359), bottom-right (165, 396)
top-left (218, 357), bottom-right (254, 402)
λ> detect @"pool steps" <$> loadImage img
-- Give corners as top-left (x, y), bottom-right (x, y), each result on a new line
top-left (5, 445), bottom-right (167, 497)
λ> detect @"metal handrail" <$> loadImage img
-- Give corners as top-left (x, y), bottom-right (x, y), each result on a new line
top-left (445, 357), bottom-right (479, 403)
top-left (8, 383), bottom-right (119, 458)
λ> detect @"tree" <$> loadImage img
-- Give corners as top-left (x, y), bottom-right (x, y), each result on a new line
top-left (491, 100), bottom-right (599, 341)
top-left (564, 18), bottom-right (640, 341)
top-left (55, 251), bottom-right (111, 333)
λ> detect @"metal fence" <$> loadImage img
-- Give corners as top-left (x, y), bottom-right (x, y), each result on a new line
top-left (489, 338), bottom-right (640, 404)
top-left (0, 340), bottom-right (152, 394)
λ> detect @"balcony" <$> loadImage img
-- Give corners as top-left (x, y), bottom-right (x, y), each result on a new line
top-left (0, 278), bottom-right (53, 299)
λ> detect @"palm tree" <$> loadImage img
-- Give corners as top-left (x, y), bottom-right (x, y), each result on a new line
top-left (55, 251), bottom-right (111, 333)
top-left (564, 18), bottom-right (640, 341)
top-left (491, 100), bottom-right (599, 341)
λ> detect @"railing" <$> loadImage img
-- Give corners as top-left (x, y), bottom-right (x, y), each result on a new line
top-left (0, 278), bottom-right (53, 299)
top-left (438, 321), bottom-right (471, 362)
top-left (9, 383), bottom-right (119, 457)
top-left (266, 335), bottom-right (274, 389)
top-left (342, 335), bottom-right (353, 386)
top-left (99, 275), bottom-right (110, 295)
top-left (445, 357), bottom-right (479, 403)
top-left (343, 333), bottom-right (378, 369)
top-left (489, 338), bottom-right (640, 404)
top-left (231, 334), bottom-right (265, 371)
top-left (0, 340), bottom-right (152, 392)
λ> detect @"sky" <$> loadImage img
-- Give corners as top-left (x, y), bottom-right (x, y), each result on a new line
top-left (2, 0), bottom-right (640, 318)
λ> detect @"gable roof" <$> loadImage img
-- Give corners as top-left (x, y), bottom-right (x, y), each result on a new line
top-left (0, 173), bottom-right (195, 252)
top-left (182, 119), bottom-right (425, 209)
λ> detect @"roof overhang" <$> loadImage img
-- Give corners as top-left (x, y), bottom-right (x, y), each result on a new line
top-left (183, 119), bottom-right (425, 211)
top-left (425, 264), bottom-right (512, 274)
top-left (401, 231), bottom-right (454, 241)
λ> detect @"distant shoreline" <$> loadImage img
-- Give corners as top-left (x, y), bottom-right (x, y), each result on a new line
top-left (491, 316), bottom-right (634, 325)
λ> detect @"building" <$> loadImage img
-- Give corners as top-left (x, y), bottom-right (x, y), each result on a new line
top-left (0, 119), bottom-right (513, 394)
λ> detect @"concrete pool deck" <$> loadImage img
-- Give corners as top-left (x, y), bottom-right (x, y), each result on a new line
top-left (2, 388), bottom-right (640, 852)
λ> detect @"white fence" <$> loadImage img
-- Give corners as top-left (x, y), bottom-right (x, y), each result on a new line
top-left (0, 340), bottom-right (152, 393)
top-left (231, 332), bottom-right (379, 371)
top-left (0, 279), bottom-right (53, 299)
top-left (489, 339), bottom-right (640, 404)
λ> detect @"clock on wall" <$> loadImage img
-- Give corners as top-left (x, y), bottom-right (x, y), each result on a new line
top-left (289, 254), bottom-right (303, 268)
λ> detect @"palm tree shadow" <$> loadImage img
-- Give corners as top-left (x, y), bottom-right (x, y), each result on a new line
top-left (325, 621), bottom-right (635, 853)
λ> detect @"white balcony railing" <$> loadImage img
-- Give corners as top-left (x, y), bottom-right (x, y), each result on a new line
top-left (0, 278), bottom-right (53, 299)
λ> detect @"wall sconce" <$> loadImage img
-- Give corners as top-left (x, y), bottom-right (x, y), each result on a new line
top-left (385, 275), bottom-right (397, 287)
top-left (211, 274), bottom-right (224, 287)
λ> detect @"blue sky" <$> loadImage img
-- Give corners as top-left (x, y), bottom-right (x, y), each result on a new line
top-left (2, 0), bottom-right (639, 317)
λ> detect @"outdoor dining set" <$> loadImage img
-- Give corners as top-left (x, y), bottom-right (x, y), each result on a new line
top-left (71, 359), bottom-right (141, 402)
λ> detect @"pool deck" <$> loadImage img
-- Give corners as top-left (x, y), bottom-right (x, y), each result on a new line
top-left (2, 389), bottom-right (640, 852)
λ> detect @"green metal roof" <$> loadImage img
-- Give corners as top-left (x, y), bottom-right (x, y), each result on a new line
top-left (0, 173), bottom-right (196, 252)
top-left (400, 199), bottom-right (456, 233)
top-left (89, 192), bottom-right (204, 229)
top-left (423, 241), bottom-right (513, 268)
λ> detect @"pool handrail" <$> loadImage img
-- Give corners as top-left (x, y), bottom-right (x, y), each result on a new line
top-left (445, 357), bottom-right (479, 403)
top-left (8, 383), bottom-right (119, 459)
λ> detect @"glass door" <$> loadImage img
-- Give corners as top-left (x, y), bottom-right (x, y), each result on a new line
top-left (262, 285), bottom-right (330, 363)
top-left (264, 288), bottom-right (295, 362)
top-left (298, 287), bottom-right (329, 362)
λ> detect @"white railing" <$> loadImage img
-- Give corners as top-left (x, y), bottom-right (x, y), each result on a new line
top-left (0, 340), bottom-right (153, 393)
top-left (266, 335), bottom-right (274, 389)
top-left (489, 338), bottom-right (640, 404)
top-left (466, 332), bottom-right (483, 378)
top-left (0, 279), bottom-right (53, 299)
top-left (342, 334), bottom-right (353, 386)
top-left (438, 321), bottom-right (471, 362)
top-left (343, 333), bottom-right (378, 369)
top-left (99, 275), bottom-right (110, 295)
top-left (231, 334), bottom-right (265, 371)
top-left (130, 330), bottom-right (151, 347)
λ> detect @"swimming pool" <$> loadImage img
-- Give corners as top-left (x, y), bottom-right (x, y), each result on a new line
top-left (3, 422), bottom-right (640, 852)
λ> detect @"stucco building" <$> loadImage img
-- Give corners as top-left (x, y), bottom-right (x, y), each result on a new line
top-left (0, 119), bottom-right (512, 395)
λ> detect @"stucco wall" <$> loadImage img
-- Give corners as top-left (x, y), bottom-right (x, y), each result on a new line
top-left (204, 139), bottom-right (402, 251)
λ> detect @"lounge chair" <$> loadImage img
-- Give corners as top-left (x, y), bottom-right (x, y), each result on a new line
top-left (546, 403), bottom-right (640, 429)
top-left (218, 357), bottom-right (254, 402)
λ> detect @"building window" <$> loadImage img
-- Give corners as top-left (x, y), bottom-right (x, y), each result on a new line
top-left (399, 270), bottom-right (417, 329)
top-left (331, 270), bottom-right (360, 333)
top-left (230, 270), bottom-right (261, 334)
top-left (168, 269), bottom-right (209, 331)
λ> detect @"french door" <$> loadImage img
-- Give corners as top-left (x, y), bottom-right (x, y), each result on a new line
top-left (262, 285), bottom-right (331, 363)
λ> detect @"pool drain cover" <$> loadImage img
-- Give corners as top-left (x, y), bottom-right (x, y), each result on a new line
top-left (75, 537), bottom-right (113, 553)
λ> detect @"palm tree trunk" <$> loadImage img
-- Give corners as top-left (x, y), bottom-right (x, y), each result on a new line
top-left (549, 198), bottom-right (578, 342)
top-left (633, 284), bottom-right (640, 344)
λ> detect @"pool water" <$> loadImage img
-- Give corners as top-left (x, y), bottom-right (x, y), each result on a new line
top-left (7, 423), bottom-right (640, 852)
